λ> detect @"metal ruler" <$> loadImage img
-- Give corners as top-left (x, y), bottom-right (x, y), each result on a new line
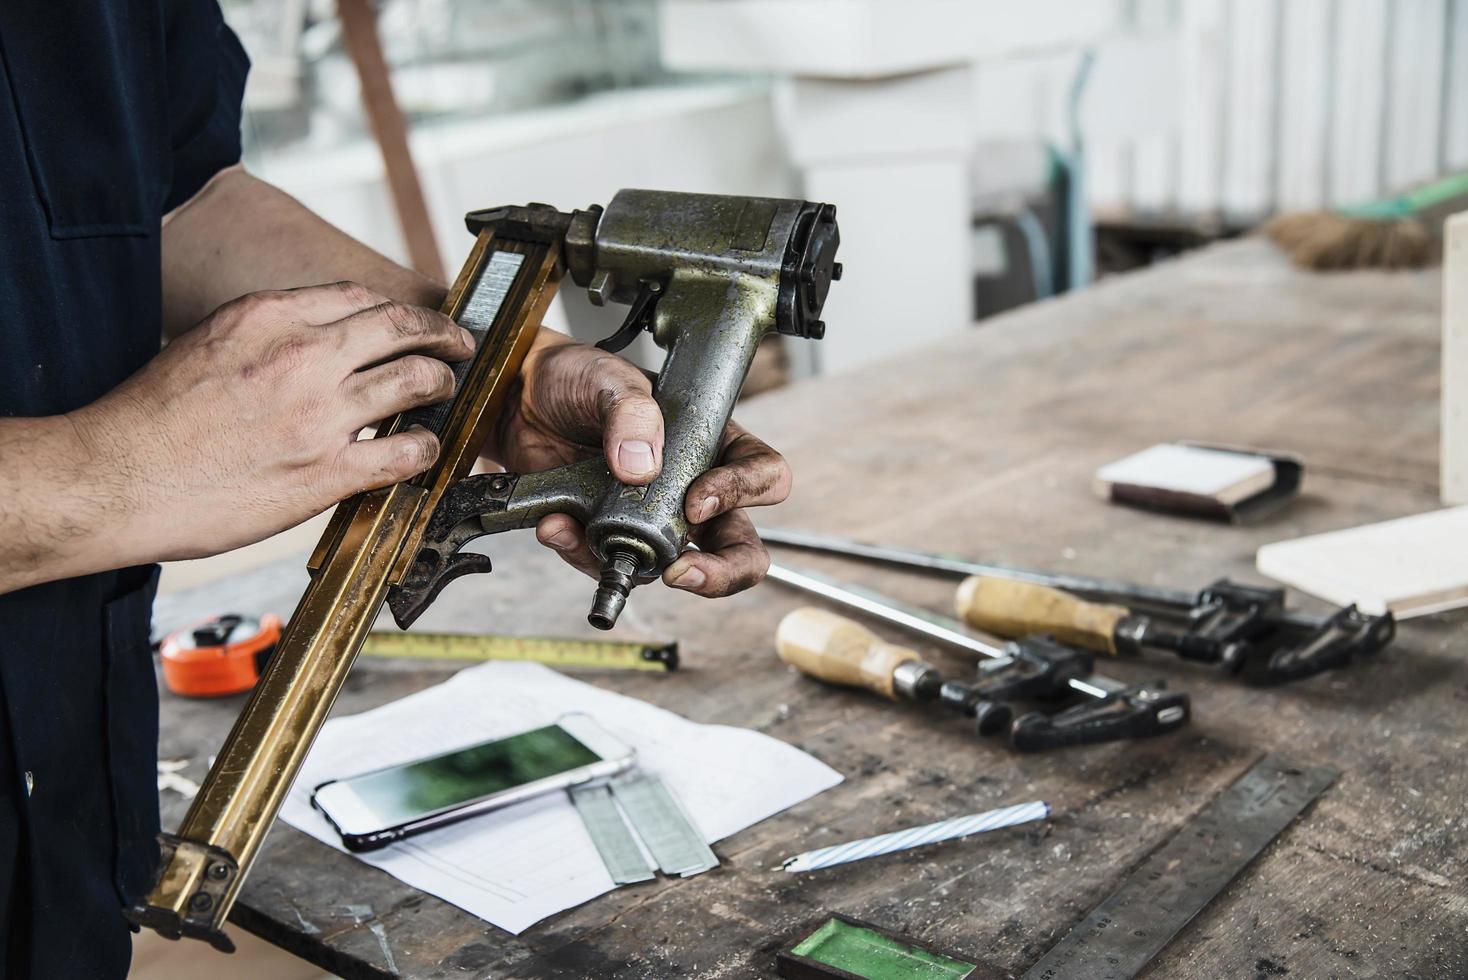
top-left (1022, 754), bottom-right (1338, 980)
top-left (360, 631), bottom-right (678, 672)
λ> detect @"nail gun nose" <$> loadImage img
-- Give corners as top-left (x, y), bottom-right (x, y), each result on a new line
top-left (589, 550), bottom-right (639, 630)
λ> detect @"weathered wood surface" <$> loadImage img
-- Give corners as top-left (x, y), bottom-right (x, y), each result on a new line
top-left (154, 239), bottom-right (1467, 979)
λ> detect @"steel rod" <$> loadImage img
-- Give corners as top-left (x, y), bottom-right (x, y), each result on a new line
top-left (759, 527), bottom-right (1198, 609)
top-left (760, 526), bottom-right (1355, 631)
top-left (765, 563), bottom-right (1110, 700)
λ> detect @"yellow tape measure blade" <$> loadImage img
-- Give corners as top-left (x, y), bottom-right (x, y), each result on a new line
top-left (360, 632), bottom-right (677, 671)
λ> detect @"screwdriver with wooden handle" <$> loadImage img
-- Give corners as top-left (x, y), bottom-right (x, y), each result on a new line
top-left (955, 575), bottom-right (1246, 669)
top-left (776, 607), bottom-right (1014, 736)
top-left (765, 564), bottom-right (1191, 749)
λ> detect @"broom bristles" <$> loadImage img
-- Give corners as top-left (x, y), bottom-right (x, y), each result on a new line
top-left (1262, 211), bottom-right (1436, 271)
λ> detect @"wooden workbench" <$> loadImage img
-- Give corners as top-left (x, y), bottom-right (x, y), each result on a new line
top-left (153, 239), bottom-right (1467, 979)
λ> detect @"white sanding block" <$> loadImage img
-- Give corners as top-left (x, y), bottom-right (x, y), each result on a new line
top-left (1095, 443), bottom-right (1301, 522)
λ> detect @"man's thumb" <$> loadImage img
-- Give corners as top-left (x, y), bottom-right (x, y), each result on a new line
top-left (597, 361), bottom-right (664, 484)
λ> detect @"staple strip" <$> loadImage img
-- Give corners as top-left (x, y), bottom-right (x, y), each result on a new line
top-left (609, 771), bottom-right (718, 877)
top-left (570, 783), bottom-right (656, 885)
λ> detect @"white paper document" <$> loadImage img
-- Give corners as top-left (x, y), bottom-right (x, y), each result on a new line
top-left (280, 662), bottom-right (843, 934)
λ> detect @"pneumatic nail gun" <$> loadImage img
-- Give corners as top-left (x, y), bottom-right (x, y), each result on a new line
top-left (128, 189), bottom-right (840, 951)
top-left (390, 190), bottom-right (841, 631)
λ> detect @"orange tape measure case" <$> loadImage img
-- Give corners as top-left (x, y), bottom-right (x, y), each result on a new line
top-left (159, 614), bottom-right (282, 697)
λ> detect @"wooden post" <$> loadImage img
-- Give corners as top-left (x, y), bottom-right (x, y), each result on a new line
top-left (1445, 211), bottom-right (1467, 505)
top-left (337, 0), bottom-right (445, 283)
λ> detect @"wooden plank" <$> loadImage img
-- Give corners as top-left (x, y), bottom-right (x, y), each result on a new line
top-left (337, 0), bottom-right (444, 283)
top-left (153, 240), bottom-right (1464, 978)
top-left (1257, 506), bottom-right (1468, 616)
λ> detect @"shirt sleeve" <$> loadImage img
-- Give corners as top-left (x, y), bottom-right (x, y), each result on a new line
top-left (161, 0), bottom-right (251, 214)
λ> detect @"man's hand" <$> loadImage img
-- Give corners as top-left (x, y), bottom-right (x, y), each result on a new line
top-left (0, 170), bottom-right (788, 599)
top-left (491, 331), bottom-right (791, 597)
top-left (76, 281), bottom-right (474, 561)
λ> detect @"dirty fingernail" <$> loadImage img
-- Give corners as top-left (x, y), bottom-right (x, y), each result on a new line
top-left (545, 528), bottom-right (577, 550)
top-left (693, 496), bottom-right (720, 523)
top-left (618, 439), bottom-right (656, 476)
top-left (667, 563), bottom-right (706, 590)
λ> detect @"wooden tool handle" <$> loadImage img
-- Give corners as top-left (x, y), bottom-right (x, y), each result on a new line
top-left (776, 608), bottom-right (922, 700)
top-left (955, 576), bottom-right (1128, 655)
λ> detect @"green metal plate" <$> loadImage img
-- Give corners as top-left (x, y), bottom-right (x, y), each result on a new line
top-left (784, 917), bottom-right (976, 980)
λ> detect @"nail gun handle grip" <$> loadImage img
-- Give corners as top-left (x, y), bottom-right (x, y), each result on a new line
top-left (956, 576), bottom-right (1128, 656)
top-left (776, 608), bottom-right (921, 700)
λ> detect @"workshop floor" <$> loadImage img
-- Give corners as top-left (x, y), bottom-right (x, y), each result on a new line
top-left (138, 517), bottom-right (338, 979)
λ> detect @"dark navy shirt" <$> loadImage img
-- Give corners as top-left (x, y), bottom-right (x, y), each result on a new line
top-left (0, 3), bottom-right (247, 976)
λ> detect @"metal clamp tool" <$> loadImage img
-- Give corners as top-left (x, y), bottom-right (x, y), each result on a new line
top-left (128, 190), bottom-right (839, 951)
top-left (761, 527), bottom-right (1393, 682)
top-left (768, 564), bottom-right (1190, 750)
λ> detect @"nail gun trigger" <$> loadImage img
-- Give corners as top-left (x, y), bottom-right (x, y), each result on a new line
top-left (387, 472), bottom-right (519, 629)
top-left (595, 278), bottom-right (664, 353)
top-left (388, 552), bottom-right (493, 629)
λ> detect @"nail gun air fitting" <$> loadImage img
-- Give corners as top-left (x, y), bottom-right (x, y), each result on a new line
top-left (128, 191), bottom-right (840, 953)
top-left (767, 564), bottom-right (1190, 750)
top-left (760, 528), bottom-right (1393, 682)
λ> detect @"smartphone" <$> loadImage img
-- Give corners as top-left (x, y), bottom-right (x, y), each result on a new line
top-left (311, 713), bottom-right (634, 852)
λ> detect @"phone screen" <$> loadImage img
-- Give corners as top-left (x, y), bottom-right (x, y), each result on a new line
top-left (339, 724), bottom-right (602, 827)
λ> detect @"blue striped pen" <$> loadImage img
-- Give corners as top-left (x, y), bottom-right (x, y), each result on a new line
top-left (781, 800), bottom-right (1051, 873)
